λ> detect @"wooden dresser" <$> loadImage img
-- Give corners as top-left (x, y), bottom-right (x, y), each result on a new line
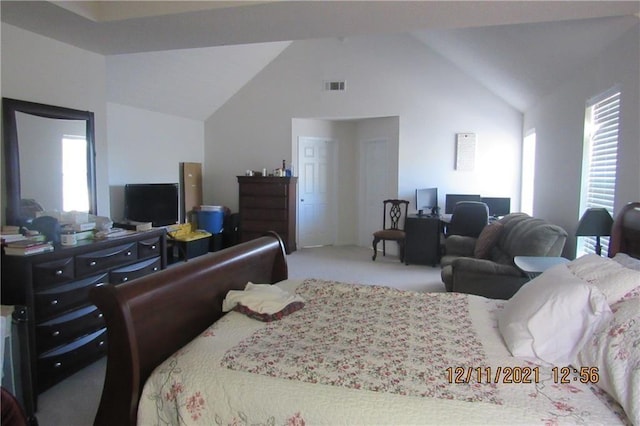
top-left (237, 176), bottom-right (297, 253)
top-left (1, 229), bottom-right (167, 400)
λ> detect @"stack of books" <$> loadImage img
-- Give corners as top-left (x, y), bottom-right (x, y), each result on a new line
top-left (60, 225), bottom-right (95, 242)
top-left (0, 225), bottom-right (26, 244)
top-left (70, 222), bottom-right (96, 232)
top-left (3, 240), bottom-right (54, 256)
top-left (95, 228), bottom-right (135, 239)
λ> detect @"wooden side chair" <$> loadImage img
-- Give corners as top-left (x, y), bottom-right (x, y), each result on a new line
top-left (372, 199), bottom-right (409, 262)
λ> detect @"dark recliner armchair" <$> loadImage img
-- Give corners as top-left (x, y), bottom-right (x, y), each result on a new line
top-left (440, 213), bottom-right (568, 299)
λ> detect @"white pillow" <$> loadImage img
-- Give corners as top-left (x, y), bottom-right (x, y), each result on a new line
top-left (567, 254), bottom-right (640, 304)
top-left (498, 264), bottom-right (612, 365)
top-left (574, 296), bottom-right (640, 425)
top-left (612, 252), bottom-right (640, 271)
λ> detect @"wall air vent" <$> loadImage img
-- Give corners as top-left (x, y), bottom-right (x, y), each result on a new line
top-left (323, 80), bottom-right (346, 92)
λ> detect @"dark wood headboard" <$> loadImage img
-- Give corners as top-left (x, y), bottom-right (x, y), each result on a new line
top-left (90, 233), bottom-right (288, 426)
top-left (609, 201), bottom-right (640, 259)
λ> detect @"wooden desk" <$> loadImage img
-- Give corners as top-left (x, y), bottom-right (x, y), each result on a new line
top-left (404, 215), bottom-right (441, 266)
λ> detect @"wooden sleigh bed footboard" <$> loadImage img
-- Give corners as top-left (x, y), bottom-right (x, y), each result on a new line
top-left (90, 233), bottom-right (288, 426)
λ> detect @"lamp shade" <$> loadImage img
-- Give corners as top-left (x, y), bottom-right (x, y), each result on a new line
top-left (576, 208), bottom-right (614, 237)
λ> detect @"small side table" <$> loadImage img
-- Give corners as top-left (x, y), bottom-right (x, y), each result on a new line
top-left (514, 256), bottom-right (570, 280)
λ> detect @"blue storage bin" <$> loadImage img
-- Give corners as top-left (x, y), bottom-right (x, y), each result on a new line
top-left (196, 207), bottom-right (224, 234)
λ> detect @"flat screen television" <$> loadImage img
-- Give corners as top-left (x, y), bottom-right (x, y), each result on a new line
top-left (415, 187), bottom-right (438, 216)
top-left (481, 197), bottom-right (511, 218)
top-left (445, 193), bottom-right (482, 214)
top-left (124, 183), bottom-right (179, 227)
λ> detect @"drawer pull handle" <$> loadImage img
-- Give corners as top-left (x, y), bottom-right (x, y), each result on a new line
top-left (52, 331), bottom-right (60, 337)
top-left (54, 362), bottom-right (62, 368)
top-left (125, 251), bottom-right (132, 257)
top-left (89, 261), bottom-right (97, 267)
top-left (153, 267), bottom-right (158, 271)
top-left (98, 340), bottom-right (105, 347)
top-left (50, 300), bottom-right (58, 306)
top-left (121, 277), bottom-right (128, 282)
top-left (95, 282), bottom-right (105, 287)
top-left (97, 313), bottom-right (103, 319)
top-left (55, 269), bottom-right (63, 276)
top-left (151, 245), bottom-right (157, 250)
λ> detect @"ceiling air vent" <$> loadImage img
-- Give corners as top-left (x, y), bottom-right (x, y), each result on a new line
top-left (324, 80), bottom-right (346, 92)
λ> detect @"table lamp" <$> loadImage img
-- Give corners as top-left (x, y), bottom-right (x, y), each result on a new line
top-left (576, 207), bottom-right (613, 256)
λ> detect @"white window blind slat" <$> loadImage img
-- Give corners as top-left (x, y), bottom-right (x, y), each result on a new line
top-left (579, 89), bottom-right (620, 257)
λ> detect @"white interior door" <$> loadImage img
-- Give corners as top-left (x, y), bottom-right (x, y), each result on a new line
top-left (297, 137), bottom-right (336, 247)
top-left (360, 139), bottom-right (390, 248)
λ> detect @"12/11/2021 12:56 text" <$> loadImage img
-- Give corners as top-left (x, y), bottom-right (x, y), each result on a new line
top-left (446, 366), bottom-right (599, 384)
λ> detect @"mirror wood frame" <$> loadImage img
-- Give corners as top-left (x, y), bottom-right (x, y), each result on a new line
top-left (2, 97), bottom-right (97, 226)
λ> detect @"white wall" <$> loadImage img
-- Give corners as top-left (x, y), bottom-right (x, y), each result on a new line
top-left (1, 25), bottom-right (207, 225)
top-left (524, 23), bottom-right (640, 257)
top-left (204, 33), bottom-right (522, 246)
top-left (1, 23), bottom-right (109, 218)
top-left (106, 103), bottom-right (204, 220)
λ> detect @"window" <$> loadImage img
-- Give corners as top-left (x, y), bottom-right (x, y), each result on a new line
top-left (62, 136), bottom-right (89, 212)
top-left (521, 129), bottom-right (536, 216)
top-left (578, 88), bottom-right (620, 257)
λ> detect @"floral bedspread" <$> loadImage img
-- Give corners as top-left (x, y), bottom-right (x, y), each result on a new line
top-left (138, 279), bottom-right (629, 426)
top-left (222, 279), bottom-right (500, 403)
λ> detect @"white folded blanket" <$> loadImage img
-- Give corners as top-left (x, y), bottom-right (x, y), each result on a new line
top-left (222, 282), bottom-right (305, 314)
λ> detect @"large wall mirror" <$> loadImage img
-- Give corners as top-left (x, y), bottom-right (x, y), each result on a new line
top-left (2, 98), bottom-right (96, 226)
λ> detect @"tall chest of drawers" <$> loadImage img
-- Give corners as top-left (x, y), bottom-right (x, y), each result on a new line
top-left (1, 229), bottom-right (166, 402)
top-left (237, 176), bottom-right (297, 253)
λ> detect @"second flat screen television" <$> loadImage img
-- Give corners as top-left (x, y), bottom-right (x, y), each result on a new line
top-left (444, 194), bottom-right (482, 214)
top-left (481, 197), bottom-right (511, 217)
top-left (124, 183), bottom-right (179, 227)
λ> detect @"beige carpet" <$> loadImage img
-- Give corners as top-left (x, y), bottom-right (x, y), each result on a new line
top-left (288, 245), bottom-right (445, 292)
top-left (35, 245), bottom-right (444, 425)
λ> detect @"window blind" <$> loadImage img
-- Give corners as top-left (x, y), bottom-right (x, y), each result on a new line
top-left (580, 90), bottom-right (620, 256)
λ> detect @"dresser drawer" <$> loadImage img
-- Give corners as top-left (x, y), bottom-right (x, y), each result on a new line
top-left (241, 220), bottom-right (289, 233)
top-left (75, 243), bottom-right (137, 276)
top-left (34, 273), bottom-right (108, 320)
top-left (242, 209), bottom-right (288, 221)
top-left (33, 257), bottom-right (74, 288)
top-left (38, 328), bottom-right (107, 391)
top-left (36, 305), bottom-right (105, 353)
top-left (240, 196), bottom-right (288, 209)
top-left (1, 228), bottom-right (167, 395)
top-left (109, 257), bottom-right (161, 284)
top-left (138, 236), bottom-right (162, 259)
top-left (240, 182), bottom-right (288, 196)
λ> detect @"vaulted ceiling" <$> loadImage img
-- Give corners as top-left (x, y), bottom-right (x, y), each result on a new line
top-left (2, 1), bottom-right (639, 119)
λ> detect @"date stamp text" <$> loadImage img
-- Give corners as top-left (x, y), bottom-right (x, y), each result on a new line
top-left (445, 366), bottom-right (599, 384)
